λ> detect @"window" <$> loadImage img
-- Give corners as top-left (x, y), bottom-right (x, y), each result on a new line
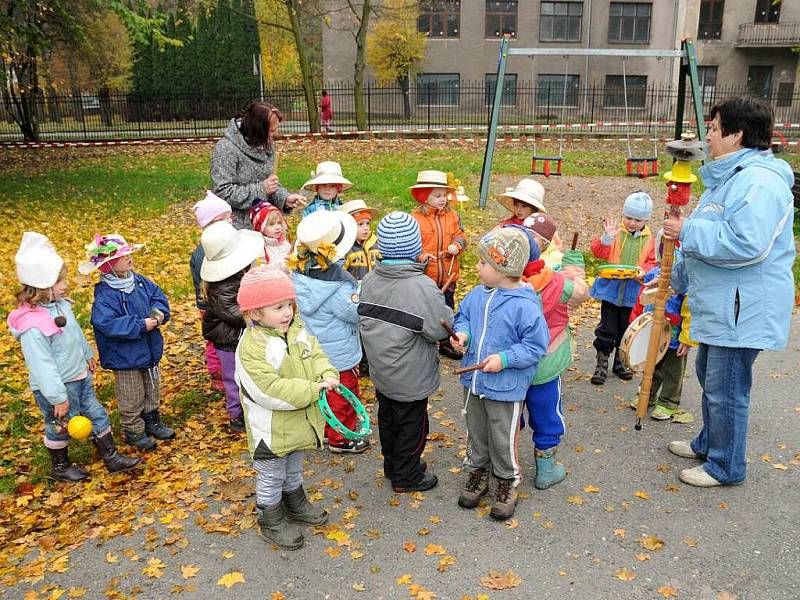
top-left (697, 0), bottom-right (724, 40)
top-left (604, 74), bottom-right (647, 107)
top-left (485, 73), bottom-right (518, 106)
top-left (418, 1), bottom-right (460, 38)
top-left (777, 82), bottom-right (794, 107)
top-left (540, 2), bottom-right (583, 42)
top-left (537, 74), bottom-right (580, 107)
top-left (754, 0), bottom-right (780, 24)
top-left (486, 1), bottom-right (518, 38)
top-left (696, 66), bottom-right (718, 103)
top-left (747, 66), bottom-right (772, 98)
top-left (417, 73), bottom-right (460, 106)
top-left (608, 2), bottom-right (651, 43)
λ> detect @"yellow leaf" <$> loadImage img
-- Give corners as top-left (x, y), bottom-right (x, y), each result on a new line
top-left (614, 568), bottom-right (637, 581)
top-left (718, 502), bottom-right (729, 510)
top-left (325, 530), bottom-right (352, 546)
top-left (658, 585), bottom-right (679, 598)
top-left (417, 527), bottom-right (432, 536)
top-left (424, 543), bottom-right (447, 556)
top-left (429, 516), bottom-right (442, 524)
top-left (67, 588), bottom-right (87, 598)
top-left (506, 519), bottom-right (519, 529)
top-left (217, 572), bottom-right (245, 589)
top-left (772, 463), bottom-right (788, 470)
top-left (352, 582), bottom-right (366, 592)
top-left (50, 555), bottom-right (70, 573)
top-left (325, 547), bottom-right (342, 558)
top-left (350, 551), bottom-right (364, 560)
top-left (566, 495), bottom-right (585, 505)
top-left (45, 492), bottom-right (64, 507)
top-left (159, 513), bottom-right (174, 524)
top-left (640, 535), bottom-right (665, 551)
top-left (583, 485), bottom-right (600, 493)
top-left (437, 556), bottom-right (456, 572)
top-left (222, 550), bottom-right (235, 559)
top-left (613, 529), bottom-right (625, 538)
top-left (684, 538), bottom-right (698, 547)
top-left (271, 592), bottom-right (286, 600)
top-left (480, 569), bottom-right (522, 590)
top-left (396, 574), bottom-right (413, 585)
top-left (105, 552), bottom-right (119, 564)
top-left (142, 557), bottom-right (166, 578)
top-left (635, 553), bottom-right (651, 561)
top-left (180, 564), bottom-right (199, 579)
top-left (403, 542), bottom-right (416, 553)
top-left (634, 490), bottom-right (650, 500)
top-left (448, 467), bottom-right (462, 474)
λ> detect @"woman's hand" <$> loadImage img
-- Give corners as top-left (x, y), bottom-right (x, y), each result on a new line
top-left (284, 194), bottom-right (307, 209)
top-left (53, 400), bottom-right (69, 419)
top-left (663, 216), bottom-right (684, 240)
top-left (482, 354), bottom-right (504, 373)
top-left (262, 175), bottom-right (280, 196)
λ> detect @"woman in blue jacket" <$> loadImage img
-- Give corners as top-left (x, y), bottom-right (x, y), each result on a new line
top-left (664, 97), bottom-right (795, 487)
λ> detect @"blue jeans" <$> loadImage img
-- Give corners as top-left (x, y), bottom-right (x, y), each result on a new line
top-left (690, 344), bottom-right (760, 484)
top-left (34, 374), bottom-right (111, 445)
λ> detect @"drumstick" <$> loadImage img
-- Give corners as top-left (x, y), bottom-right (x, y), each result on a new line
top-left (440, 272), bottom-right (457, 292)
top-left (439, 319), bottom-right (458, 340)
top-left (454, 360), bottom-right (489, 375)
top-left (570, 232), bottom-right (579, 250)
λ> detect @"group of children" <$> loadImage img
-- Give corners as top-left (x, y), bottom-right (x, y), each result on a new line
top-left (9, 159), bottom-right (692, 550)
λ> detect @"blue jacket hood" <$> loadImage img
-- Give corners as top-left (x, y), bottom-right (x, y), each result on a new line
top-left (700, 148), bottom-right (794, 190)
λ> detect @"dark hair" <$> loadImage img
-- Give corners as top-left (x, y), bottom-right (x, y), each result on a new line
top-left (238, 101), bottom-right (283, 150)
top-left (709, 97), bottom-right (773, 150)
top-left (321, 90), bottom-right (328, 97)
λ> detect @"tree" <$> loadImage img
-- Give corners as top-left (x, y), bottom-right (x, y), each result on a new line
top-left (367, 0), bottom-right (425, 119)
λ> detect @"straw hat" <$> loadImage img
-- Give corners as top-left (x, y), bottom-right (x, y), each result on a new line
top-left (78, 234), bottom-right (144, 275)
top-left (409, 170), bottom-right (456, 191)
top-left (496, 178), bottom-right (547, 213)
top-left (200, 221), bottom-right (264, 282)
top-left (296, 210), bottom-right (357, 261)
top-left (339, 199), bottom-right (378, 221)
top-left (302, 161), bottom-right (353, 191)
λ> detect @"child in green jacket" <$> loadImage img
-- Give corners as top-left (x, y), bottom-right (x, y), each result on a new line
top-left (235, 266), bottom-right (339, 550)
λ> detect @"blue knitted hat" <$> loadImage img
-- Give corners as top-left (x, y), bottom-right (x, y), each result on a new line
top-left (623, 191), bottom-right (653, 220)
top-left (377, 211), bottom-right (422, 260)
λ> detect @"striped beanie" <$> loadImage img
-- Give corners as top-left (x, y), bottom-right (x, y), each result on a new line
top-left (377, 211), bottom-right (422, 260)
top-left (237, 265), bottom-right (296, 312)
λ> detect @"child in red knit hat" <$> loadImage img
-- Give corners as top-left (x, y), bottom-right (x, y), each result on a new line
top-left (250, 200), bottom-right (291, 271)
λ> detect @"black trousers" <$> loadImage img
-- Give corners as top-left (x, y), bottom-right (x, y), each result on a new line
top-left (593, 300), bottom-right (632, 354)
top-left (376, 390), bottom-right (429, 486)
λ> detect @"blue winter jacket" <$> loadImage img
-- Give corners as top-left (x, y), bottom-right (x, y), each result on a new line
top-left (302, 197), bottom-right (342, 218)
top-left (671, 148), bottom-right (795, 351)
top-left (454, 284), bottom-right (550, 401)
top-left (91, 274), bottom-right (171, 370)
top-left (292, 267), bottom-right (362, 371)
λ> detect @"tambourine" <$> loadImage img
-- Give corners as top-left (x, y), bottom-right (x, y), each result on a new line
top-left (620, 312), bottom-right (672, 373)
top-left (317, 384), bottom-right (371, 441)
top-left (597, 263), bottom-right (640, 280)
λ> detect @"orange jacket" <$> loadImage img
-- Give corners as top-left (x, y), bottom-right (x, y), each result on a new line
top-left (411, 207), bottom-right (467, 289)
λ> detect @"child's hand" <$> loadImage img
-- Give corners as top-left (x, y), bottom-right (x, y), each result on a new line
top-left (447, 244), bottom-right (460, 256)
top-left (53, 400), bottom-right (69, 419)
top-left (452, 332), bottom-right (469, 351)
top-left (88, 358), bottom-right (97, 373)
top-left (318, 377), bottom-right (339, 392)
top-left (633, 267), bottom-right (646, 284)
top-left (602, 217), bottom-right (620, 239)
top-left (145, 318), bottom-right (158, 331)
top-left (482, 354), bottom-right (503, 373)
top-left (676, 343), bottom-right (689, 357)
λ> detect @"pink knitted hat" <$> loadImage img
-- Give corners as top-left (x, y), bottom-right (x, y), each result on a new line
top-left (236, 265), bottom-right (296, 312)
top-left (193, 191), bottom-right (231, 228)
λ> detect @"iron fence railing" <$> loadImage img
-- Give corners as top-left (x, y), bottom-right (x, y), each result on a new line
top-left (737, 21), bottom-right (800, 46)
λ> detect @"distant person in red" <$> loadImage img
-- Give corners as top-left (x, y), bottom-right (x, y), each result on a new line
top-left (320, 90), bottom-right (333, 132)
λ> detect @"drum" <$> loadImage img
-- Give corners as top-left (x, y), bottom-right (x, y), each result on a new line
top-left (597, 263), bottom-right (639, 280)
top-left (619, 312), bottom-right (672, 373)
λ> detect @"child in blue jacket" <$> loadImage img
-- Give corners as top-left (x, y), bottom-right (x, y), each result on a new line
top-left (452, 227), bottom-right (549, 521)
top-left (80, 234), bottom-right (174, 451)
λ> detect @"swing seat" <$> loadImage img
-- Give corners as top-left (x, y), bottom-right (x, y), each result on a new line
top-left (626, 156), bottom-right (659, 179)
top-left (531, 154), bottom-right (563, 177)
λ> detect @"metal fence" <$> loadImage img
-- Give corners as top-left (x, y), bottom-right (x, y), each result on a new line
top-left (2, 81), bottom-right (799, 142)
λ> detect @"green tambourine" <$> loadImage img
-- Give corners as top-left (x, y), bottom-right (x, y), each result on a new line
top-left (317, 384), bottom-right (371, 441)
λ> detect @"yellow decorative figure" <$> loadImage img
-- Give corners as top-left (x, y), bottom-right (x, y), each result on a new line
top-left (67, 415), bottom-right (93, 440)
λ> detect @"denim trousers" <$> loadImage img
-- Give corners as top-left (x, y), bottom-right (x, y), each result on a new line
top-left (690, 344), bottom-right (760, 484)
top-left (34, 374), bottom-right (111, 448)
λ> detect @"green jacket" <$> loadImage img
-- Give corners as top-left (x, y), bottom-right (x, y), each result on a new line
top-left (235, 319), bottom-right (338, 459)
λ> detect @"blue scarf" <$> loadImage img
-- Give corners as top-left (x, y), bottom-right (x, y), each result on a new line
top-left (102, 272), bottom-right (136, 294)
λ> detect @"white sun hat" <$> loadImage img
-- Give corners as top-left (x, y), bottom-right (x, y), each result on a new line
top-left (200, 221), bottom-right (264, 282)
top-left (496, 178), bottom-right (547, 213)
top-left (296, 210), bottom-right (357, 262)
top-left (302, 161), bottom-right (354, 191)
top-left (16, 232), bottom-right (65, 288)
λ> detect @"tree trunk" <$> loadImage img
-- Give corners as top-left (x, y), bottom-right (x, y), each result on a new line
top-left (99, 86), bottom-right (113, 127)
top-left (285, 0), bottom-right (319, 132)
top-left (5, 51), bottom-right (42, 142)
top-left (398, 74), bottom-right (411, 120)
top-left (352, 0), bottom-right (372, 131)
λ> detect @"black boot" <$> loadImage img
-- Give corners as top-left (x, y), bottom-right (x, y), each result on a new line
top-left (282, 486), bottom-right (329, 525)
top-left (257, 503), bottom-right (304, 550)
top-left (143, 410), bottom-right (176, 440)
top-left (590, 351), bottom-right (610, 385)
top-left (438, 339), bottom-right (464, 360)
top-left (124, 430), bottom-right (157, 451)
top-left (612, 351), bottom-right (633, 381)
top-left (93, 432), bottom-right (142, 473)
top-left (48, 447), bottom-right (88, 482)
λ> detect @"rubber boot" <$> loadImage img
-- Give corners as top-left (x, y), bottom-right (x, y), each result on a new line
top-left (590, 351), bottom-right (609, 385)
top-left (143, 410), bottom-right (176, 440)
top-left (612, 351), bottom-right (633, 381)
top-left (534, 448), bottom-right (567, 490)
top-left (124, 430), bottom-right (156, 451)
top-left (93, 431), bottom-right (141, 473)
top-left (282, 486), bottom-right (329, 525)
top-left (458, 467), bottom-right (489, 509)
top-left (489, 478), bottom-right (518, 521)
top-left (257, 503), bottom-right (304, 550)
top-left (48, 447), bottom-right (88, 482)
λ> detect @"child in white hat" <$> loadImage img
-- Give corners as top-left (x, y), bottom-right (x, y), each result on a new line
top-left (81, 233), bottom-right (175, 451)
top-left (301, 161), bottom-right (353, 217)
top-left (8, 233), bottom-right (140, 481)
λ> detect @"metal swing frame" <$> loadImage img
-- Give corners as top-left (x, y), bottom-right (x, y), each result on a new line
top-left (530, 56), bottom-right (571, 177)
top-left (479, 37), bottom-right (707, 206)
top-left (621, 57), bottom-right (659, 179)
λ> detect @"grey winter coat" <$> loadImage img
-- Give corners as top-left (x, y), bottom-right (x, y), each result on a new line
top-left (210, 119), bottom-right (291, 229)
top-left (358, 261), bottom-right (454, 402)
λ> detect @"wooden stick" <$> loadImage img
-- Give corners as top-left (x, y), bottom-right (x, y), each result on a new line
top-left (570, 232), bottom-right (579, 250)
top-left (439, 319), bottom-right (457, 340)
top-left (440, 272), bottom-right (457, 292)
top-left (454, 360), bottom-right (488, 375)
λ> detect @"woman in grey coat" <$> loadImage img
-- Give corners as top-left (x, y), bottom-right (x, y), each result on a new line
top-left (210, 102), bottom-right (306, 229)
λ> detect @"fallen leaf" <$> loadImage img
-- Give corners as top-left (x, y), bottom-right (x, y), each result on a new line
top-left (506, 519), bottom-right (519, 529)
top-left (417, 527), bottom-right (432, 536)
top-left (772, 463), bottom-right (788, 470)
top-left (480, 569), bottom-right (522, 590)
top-left (583, 485), bottom-right (600, 493)
top-left (222, 550), bottom-right (235, 559)
top-left (634, 490), bottom-right (650, 500)
top-left (325, 547), bottom-right (342, 558)
top-left (105, 552), bottom-right (119, 564)
top-left (429, 516), bottom-right (442, 524)
top-left (635, 553), bottom-right (651, 561)
top-left (718, 502), bottom-right (729, 510)
top-left (658, 585), bottom-right (679, 598)
top-left (684, 538), bottom-right (698, 547)
top-left (396, 574), bottom-right (413, 585)
top-left (403, 542), bottom-right (417, 553)
top-left (66, 588), bottom-right (87, 598)
top-left (613, 529), bottom-right (625, 538)
top-left (217, 572), bottom-right (245, 589)
top-left (352, 582), bottom-right (366, 592)
top-left (350, 551), bottom-right (364, 560)
top-left (142, 557), bottom-right (166, 578)
top-left (437, 556), bottom-right (457, 572)
top-left (424, 543), bottom-right (447, 556)
top-left (45, 492), bottom-right (64, 507)
top-left (271, 592), bottom-right (286, 600)
top-left (671, 411), bottom-right (694, 424)
top-left (614, 568), bottom-right (637, 582)
top-left (180, 564), bottom-right (199, 579)
top-left (640, 535), bottom-right (665, 551)
top-left (566, 495), bottom-right (585, 505)
top-left (656, 463), bottom-right (671, 473)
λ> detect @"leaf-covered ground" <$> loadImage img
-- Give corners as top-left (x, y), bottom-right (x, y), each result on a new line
top-left (0, 141), bottom-right (798, 599)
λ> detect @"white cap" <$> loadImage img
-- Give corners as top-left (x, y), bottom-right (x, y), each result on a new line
top-left (15, 232), bottom-right (65, 288)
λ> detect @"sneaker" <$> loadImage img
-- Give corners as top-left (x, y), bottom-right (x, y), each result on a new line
top-left (630, 398), bottom-right (655, 411)
top-left (668, 440), bottom-right (700, 459)
top-left (392, 472), bottom-right (438, 494)
top-left (679, 465), bottom-right (726, 487)
top-left (328, 438), bottom-right (370, 454)
top-left (229, 417), bottom-right (246, 432)
top-left (457, 468), bottom-right (489, 509)
top-left (651, 405), bottom-right (677, 421)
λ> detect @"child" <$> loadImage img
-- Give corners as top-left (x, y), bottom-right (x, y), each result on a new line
top-left (235, 266), bottom-right (335, 550)
top-left (410, 170), bottom-right (466, 359)
top-left (80, 234), bottom-right (174, 451)
top-left (358, 212), bottom-right (454, 493)
top-left (250, 199), bottom-right (291, 270)
top-left (451, 227), bottom-right (549, 520)
top-left (289, 210), bottom-right (368, 454)
top-left (319, 90), bottom-right (333, 132)
top-left (301, 161), bottom-right (352, 217)
top-left (496, 178), bottom-right (546, 226)
top-left (190, 191), bottom-right (232, 393)
top-left (200, 221), bottom-right (264, 431)
top-left (340, 200), bottom-right (380, 281)
top-left (9, 233), bottom-right (140, 481)
top-left (589, 191), bottom-right (657, 385)
top-left (516, 215), bottom-right (590, 490)
top-left (628, 237), bottom-right (697, 420)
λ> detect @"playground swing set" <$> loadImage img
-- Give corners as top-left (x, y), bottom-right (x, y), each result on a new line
top-left (479, 37), bottom-right (708, 207)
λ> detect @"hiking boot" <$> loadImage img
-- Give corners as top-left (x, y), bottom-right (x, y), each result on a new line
top-left (328, 438), bottom-right (370, 454)
top-left (229, 417), bottom-right (246, 433)
top-left (457, 468), bottom-right (489, 509)
top-left (534, 448), bottom-right (566, 490)
top-left (612, 352), bottom-right (633, 380)
top-left (384, 459), bottom-right (427, 480)
top-left (392, 472), bottom-right (438, 494)
top-left (257, 503), bottom-right (304, 550)
top-left (124, 430), bottom-right (156, 451)
top-left (651, 405), bottom-right (677, 421)
top-left (143, 410), bottom-right (176, 440)
top-left (282, 486), bottom-right (329, 525)
top-left (93, 431), bottom-right (141, 473)
top-left (590, 351), bottom-right (609, 385)
top-left (48, 447), bottom-right (88, 482)
top-left (489, 478), bottom-right (518, 521)
top-left (438, 339), bottom-right (464, 361)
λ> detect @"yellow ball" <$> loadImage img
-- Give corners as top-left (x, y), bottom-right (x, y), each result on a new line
top-left (67, 415), bottom-right (93, 440)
